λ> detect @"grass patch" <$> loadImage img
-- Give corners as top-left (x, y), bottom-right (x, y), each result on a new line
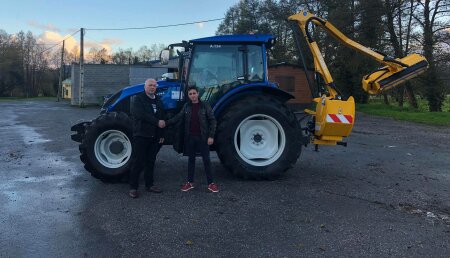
top-left (357, 101), bottom-right (450, 126)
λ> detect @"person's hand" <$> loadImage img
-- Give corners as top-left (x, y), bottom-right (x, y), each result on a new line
top-left (207, 137), bottom-right (214, 145)
top-left (158, 120), bottom-right (166, 128)
top-left (159, 138), bottom-right (164, 144)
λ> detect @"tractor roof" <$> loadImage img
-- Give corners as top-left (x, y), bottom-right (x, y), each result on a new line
top-left (190, 34), bottom-right (276, 48)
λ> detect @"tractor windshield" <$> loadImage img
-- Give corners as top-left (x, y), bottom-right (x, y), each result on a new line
top-left (188, 44), bottom-right (264, 104)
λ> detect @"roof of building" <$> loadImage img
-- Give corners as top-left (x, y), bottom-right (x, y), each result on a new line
top-left (62, 78), bottom-right (71, 84)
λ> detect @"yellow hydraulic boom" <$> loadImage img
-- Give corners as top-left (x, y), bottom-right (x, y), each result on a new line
top-left (288, 10), bottom-right (428, 146)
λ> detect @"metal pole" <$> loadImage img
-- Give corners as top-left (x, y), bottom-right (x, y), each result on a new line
top-left (79, 28), bottom-right (85, 107)
top-left (232, 13), bottom-right (235, 34)
top-left (57, 40), bottom-right (65, 102)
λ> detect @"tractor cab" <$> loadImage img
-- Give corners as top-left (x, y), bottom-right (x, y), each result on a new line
top-left (160, 34), bottom-right (279, 112)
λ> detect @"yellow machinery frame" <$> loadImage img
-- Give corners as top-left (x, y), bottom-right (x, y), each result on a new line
top-left (288, 10), bottom-right (428, 146)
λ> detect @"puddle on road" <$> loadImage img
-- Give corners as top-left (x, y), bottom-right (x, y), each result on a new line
top-left (0, 110), bottom-right (51, 144)
top-left (0, 124), bottom-right (51, 144)
top-left (0, 106), bottom-right (86, 256)
top-left (5, 124), bottom-right (51, 144)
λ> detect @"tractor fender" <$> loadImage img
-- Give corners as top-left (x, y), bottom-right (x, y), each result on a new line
top-left (213, 83), bottom-right (294, 118)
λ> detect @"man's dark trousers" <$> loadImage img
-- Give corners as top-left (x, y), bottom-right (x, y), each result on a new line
top-left (187, 135), bottom-right (213, 184)
top-left (129, 136), bottom-right (159, 190)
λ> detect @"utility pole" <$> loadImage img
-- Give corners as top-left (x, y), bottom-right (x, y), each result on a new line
top-left (79, 28), bottom-right (85, 107)
top-left (231, 12), bottom-right (235, 34)
top-left (57, 40), bottom-right (65, 102)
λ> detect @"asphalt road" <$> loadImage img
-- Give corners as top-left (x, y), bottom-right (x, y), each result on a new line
top-left (0, 100), bottom-right (449, 257)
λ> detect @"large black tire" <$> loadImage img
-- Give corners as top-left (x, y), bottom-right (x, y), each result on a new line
top-left (216, 95), bottom-right (301, 179)
top-left (79, 112), bottom-right (133, 181)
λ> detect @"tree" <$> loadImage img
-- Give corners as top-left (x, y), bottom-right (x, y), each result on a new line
top-left (0, 30), bottom-right (58, 97)
top-left (217, 0), bottom-right (311, 64)
top-left (216, 5), bottom-right (240, 34)
top-left (357, 0), bottom-right (385, 103)
top-left (88, 47), bottom-right (110, 64)
top-left (150, 44), bottom-right (166, 60)
top-left (136, 46), bottom-right (152, 63)
top-left (111, 48), bottom-right (128, 64)
top-left (67, 46), bottom-right (79, 63)
top-left (320, 0), bottom-right (362, 101)
top-left (414, 0), bottom-right (450, 111)
top-left (385, 0), bottom-right (420, 108)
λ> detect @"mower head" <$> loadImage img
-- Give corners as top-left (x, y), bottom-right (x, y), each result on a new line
top-left (362, 53), bottom-right (428, 94)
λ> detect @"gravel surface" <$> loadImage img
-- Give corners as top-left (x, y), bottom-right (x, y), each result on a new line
top-left (0, 100), bottom-right (449, 257)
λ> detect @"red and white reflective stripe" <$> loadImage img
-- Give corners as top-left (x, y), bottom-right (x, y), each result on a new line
top-left (326, 114), bottom-right (353, 124)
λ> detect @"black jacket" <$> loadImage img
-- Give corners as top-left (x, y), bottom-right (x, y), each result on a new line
top-left (131, 92), bottom-right (166, 138)
top-left (168, 101), bottom-right (216, 153)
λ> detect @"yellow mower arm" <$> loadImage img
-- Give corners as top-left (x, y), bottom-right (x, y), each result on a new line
top-left (288, 10), bottom-right (428, 146)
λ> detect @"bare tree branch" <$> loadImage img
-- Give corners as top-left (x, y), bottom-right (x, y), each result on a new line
top-left (416, 0), bottom-right (425, 8)
top-left (431, 0), bottom-right (443, 24)
top-left (433, 26), bottom-right (450, 33)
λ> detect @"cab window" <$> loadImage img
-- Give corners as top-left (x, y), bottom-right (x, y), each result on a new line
top-left (188, 44), bottom-right (264, 105)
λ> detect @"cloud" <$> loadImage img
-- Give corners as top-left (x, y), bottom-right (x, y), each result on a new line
top-left (85, 39), bottom-right (113, 54)
top-left (37, 31), bottom-right (79, 51)
top-left (101, 38), bottom-right (123, 45)
top-left (36, 31), bottom-right (124, 63)
top-left (83, 38), bottom-right (123, 59)
top-left (37, 31), bottom-right (120, 54)
top-left (195, 22), bottom-right (205, 29)
top-left (27, 20), bottom-right (61, 32)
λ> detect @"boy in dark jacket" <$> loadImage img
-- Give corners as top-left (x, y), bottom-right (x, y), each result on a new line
top-left (168, 86), bottom-right (218, 192)
top-left (129, 78), bottom-right (166, 198)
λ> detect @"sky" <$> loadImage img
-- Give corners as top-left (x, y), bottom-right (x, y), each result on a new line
top-left (0, 0), bottom-right (240, 54)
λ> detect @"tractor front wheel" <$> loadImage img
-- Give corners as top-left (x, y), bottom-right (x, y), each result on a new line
top-left (79, 112), bottom-right (133, 181)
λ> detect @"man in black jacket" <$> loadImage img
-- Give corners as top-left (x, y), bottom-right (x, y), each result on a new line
top-left (129, 78), bottom-right (166, 198)
top-left (167, 86), bottom-right (218, 193)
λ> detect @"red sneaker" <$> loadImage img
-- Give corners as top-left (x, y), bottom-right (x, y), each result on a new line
top-left (129, 189), bottom-right (138, 198)
top-left (181, 182), bottom-right (194, 192)
top-left (208, 183), bottom-right (219, 193)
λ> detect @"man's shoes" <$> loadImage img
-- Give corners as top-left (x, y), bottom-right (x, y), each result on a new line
top-left (181, 182), bottom-right (194, 192)
top-left (208, 183), bottom-right (219, 193)
top-left (129, 189), bottom-right (138, 198)
top-left (146, 186), bottom-right (163, 193)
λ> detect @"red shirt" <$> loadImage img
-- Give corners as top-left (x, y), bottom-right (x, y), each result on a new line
top-left (189, 103), bottom-right (201, 136)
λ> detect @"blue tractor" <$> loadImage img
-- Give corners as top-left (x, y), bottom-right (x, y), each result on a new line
top-left (71, 34), bottom-right (306, 180)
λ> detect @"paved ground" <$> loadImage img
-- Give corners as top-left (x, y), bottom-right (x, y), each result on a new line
top-left (0, 100), bottom-right (449, 257)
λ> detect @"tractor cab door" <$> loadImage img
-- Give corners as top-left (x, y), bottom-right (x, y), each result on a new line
top-left (186, 44), bottom-right (265, 107)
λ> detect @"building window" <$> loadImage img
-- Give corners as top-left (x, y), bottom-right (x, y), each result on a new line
top-left (275, 76), bottom-right (295, 92)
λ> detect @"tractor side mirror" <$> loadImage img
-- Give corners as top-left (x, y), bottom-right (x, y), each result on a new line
top-left (160, 50), bottom-right (170, 65)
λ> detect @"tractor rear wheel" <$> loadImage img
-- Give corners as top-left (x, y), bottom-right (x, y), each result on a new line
top-left (79, 112), bottom-right (133, 181)
top-left (216, 95), bottom-right (301, 179)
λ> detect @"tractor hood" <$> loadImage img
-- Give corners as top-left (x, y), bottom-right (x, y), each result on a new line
top-left (104, 79), bottom-right (182, 112)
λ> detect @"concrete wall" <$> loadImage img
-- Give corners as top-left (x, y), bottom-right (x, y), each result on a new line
top-left (71, 64), bottom-right (80, 105)
top-left (129, 67), bottom-right (167, 85)
top-left (71, 64), bottom-right (168, 105)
